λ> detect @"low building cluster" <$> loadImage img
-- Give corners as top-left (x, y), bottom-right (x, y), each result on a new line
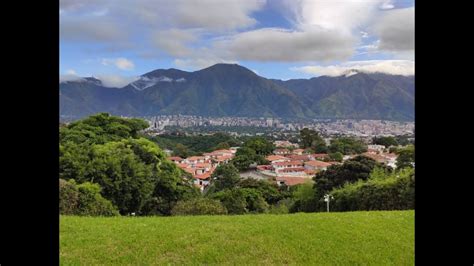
top-left (169, 149), bottom-right (237, 192)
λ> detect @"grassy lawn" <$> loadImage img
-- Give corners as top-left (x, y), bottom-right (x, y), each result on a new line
top-left (60, 210), bottom-right (414, 265)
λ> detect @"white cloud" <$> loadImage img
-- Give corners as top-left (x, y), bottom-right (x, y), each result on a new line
top-left (214, 27), bottom-right (355, 62)
top-left (66, 69), bottom-right (77, 75)
top-left (173, 0), bottom-right (266, 31)
top-left (292, 60), bottom-right (414, 76)
top-left (285, 0), bottom-right (385, 32)
top-left (60, 0), bottom-right (415, 68)
top-left (60, 17), bottom-right (127, 42)
top-left (374, 7), bottom-right (414, 51)
top-left (101, 57), bottom-right (135, 70)
top-left (151, 29), bottom-right (198, 57)
top-left (95, 74), bottom-right (139, 88)
top-left (380, 0), bottom-right (395, 10)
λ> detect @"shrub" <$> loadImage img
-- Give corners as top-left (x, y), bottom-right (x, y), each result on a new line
top-left (171, 198), bottom-right (227, 216)
top-left (59, 179), bottom-right (119, 216)
top-left (329, 168), bottom-right (414, 211)
top-left (59, 179), bottom-right (79, 215)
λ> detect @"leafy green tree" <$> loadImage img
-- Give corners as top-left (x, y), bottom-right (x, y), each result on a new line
top-left (145, 160), bottom-right (200, 215)
top-left (171, 198), bottom-right (227, 216)
top-left (59, 179), bottom-right (79, 215)
top-left (328, 152), bottom-right (343, 162)
top-left (396, 145), bottom-right (415, 169)
top-left (173, 143), bottom-right (189, 158)
top-left (238, 178), bottom-right (283, 205)
top-left (329, 137), bottom-right (367, 155)
top-left (60, 114), bottom-right (198, 216)
top-left (243, 137), bottom-right (274, 155)
top-left (330, 167), bottom-right (415, 211)
top-left (61, 113), bottom-right (149, 145)
top-left (289, 182), bottom-right (316, 212)
top-left (86, 139), bottom-right (157, 214)
top-left (210, 164), bottom-right (241, 192)
top-left (76, 182), bottom-right (120, 216)
top-left (372, 136), bottom-right (398, 148)
top-left (209, 189), bottom-right (248, 214)
top-left (214, 142), bottom-right (231, 150)
top-left (59, 179), bottom-right (119, 216)
top-left (209, 188), bottom-right (268, 214)
top-left (313, 156), bottom-right (380, 210)
top-left (299, 128), bottom-right (327, 153)
top-left (231, 147), bottom-right (269, 171)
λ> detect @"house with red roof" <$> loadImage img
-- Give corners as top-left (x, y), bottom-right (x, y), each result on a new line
top-left (304, 160), bottom-right (332, 171)
top-left (273, 148), bottom-right (291, 155)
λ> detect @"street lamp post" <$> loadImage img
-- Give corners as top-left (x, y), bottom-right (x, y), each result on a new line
top-left (324, 194), bottom-right (334, 212)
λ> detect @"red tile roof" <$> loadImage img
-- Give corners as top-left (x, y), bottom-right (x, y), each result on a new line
top-left (195, 172), bottom-right (211, 180)
top-left (168, 156), bottom-right (183, 161)
top-left (304, 160), bottom-right (332, 168)
top-left (287, 154), bottom-right (311, 161)
top-left (273, 160), bottom-right (304, 166)
top-left (266, 155), bottom-right (290, 162)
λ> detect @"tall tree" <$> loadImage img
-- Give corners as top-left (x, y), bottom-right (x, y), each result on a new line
top-left (299, 128), bottom-right (327, 153)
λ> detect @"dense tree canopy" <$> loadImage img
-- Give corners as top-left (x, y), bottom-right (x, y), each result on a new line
top-left (372, 136), bottom-right (398, 148)
top-left (299, 128), bottom-right (327, 153)
top-left (329, 137), bottom-right (367, 155)
top-left (231, 147), bottom-right (268, 171)
top-left (210, 164), bottom-right (241, 192)
top-left (313, 156), bottom-right (379, 200)
top-left (396, 145), bottom-right (415, 169)
top-left (243, 136), bottom-right (274, 156)
top-left (60, 113), bottom-right (198, 216)
top-left (59, 179), bottom-right (119, 216)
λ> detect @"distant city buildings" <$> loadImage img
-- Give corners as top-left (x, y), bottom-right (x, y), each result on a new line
top-left (141, 115), bottom-right (414, 138)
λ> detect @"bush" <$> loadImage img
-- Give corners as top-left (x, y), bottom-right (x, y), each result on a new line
top-left (209, 188), bottom-right (269, 214)
top-left (329, 168), bottom-right (414, 211)
top-left (171, 198), bottom-right (228, 216)
top-left (59, 179), bottom-right (79, 215)
top-left (269, 199), bottom-right (293, 214)
top-left (76, 182), bottom-right (120, 216)
top-left (59, 179), bottom-right (119, 216)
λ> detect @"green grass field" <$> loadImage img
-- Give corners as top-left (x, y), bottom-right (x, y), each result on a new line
top-left (60, 210), bottom-right (414, 265)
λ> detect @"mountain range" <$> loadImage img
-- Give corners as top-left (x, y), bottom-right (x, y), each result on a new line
top-left (60, 64), bottom-right (414, 121)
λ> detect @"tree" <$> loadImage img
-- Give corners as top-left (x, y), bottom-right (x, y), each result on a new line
top-left (76, 182), bottom-right (120, 216)
top-left (214, 142), bottom-right (230, 150)
top-left (238, 178), bottom-right (283, 205)
top-left (329, 167), bottom-right (415, 211)
top-left (60, 114), bottom-right (198, 216)
top-left (328, 152), bottom-right (343, 162)
top-left (299, 128), bottom-right (327, 153)
top-left (243, 137), bottom-right (274, 155)
top-left (211, 164), bottom-right (241, 192)
top-left (313, 155), bottom-right (381, 210)
top-left (209, 188), bottom-right (269, 214)
top-left (59, 179), bottom-right (79, 215)
top-left (171, 198), bottom-right (227, 216)
top-left (231, 147), bottom-right (269, 171)
top-left (173, 143), bottom-right (189, 158)
top-left (209, 189), bottom-right (248, 214)
top-left (289, 182), bottom-right (316, 212)
top-left (372, 136), bottom-right (398, 148)
top-left (329, 137), bottom-right (367, 155)
top-left (59, 179), bottom-right (119, 216)
top-left (396, 145), bottom-right (415, 169)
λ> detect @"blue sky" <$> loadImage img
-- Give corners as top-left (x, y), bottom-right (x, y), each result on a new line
top-left (60, 0), bottom-right (414, 86)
